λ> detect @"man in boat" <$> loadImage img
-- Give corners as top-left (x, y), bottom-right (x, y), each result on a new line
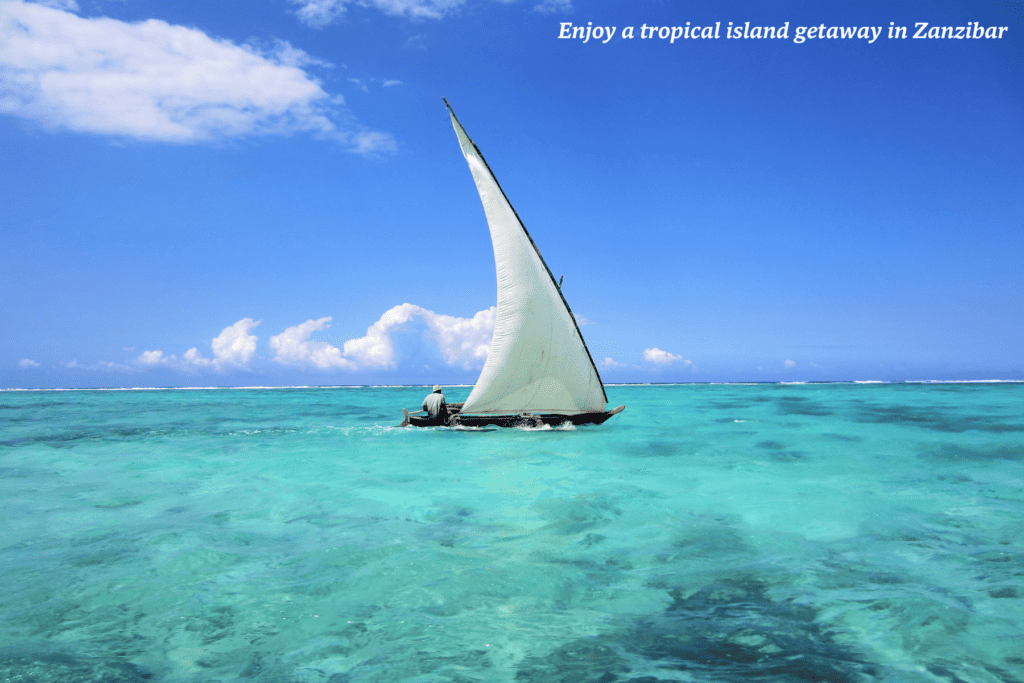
top-left (422, 385), bottom-right (448, 423)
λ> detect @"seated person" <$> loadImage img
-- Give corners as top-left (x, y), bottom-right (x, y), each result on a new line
top-left (422, 385), bottom-right (448, 422)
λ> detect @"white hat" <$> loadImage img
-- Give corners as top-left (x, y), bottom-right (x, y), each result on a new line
top-left (432, 385), bottom-right (442, 392)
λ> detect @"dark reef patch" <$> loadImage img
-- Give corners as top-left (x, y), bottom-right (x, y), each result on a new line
top-left (634, 578), bottom-right (876, 682)
top-left (667, 517), bottom-right (748, 561)
top-left (854, 405), bottom-right (1024, 433)
top-left (0, 648), bottom-right (152, 682)
top-left (0, 467), bottom-right (42, 478)
top-left (769, 451), bottom-right (806, 461)
top-left (615, 439), bottom-right (694, 458)
top-left (0, 420), bottom-right (323, 449)
top-left (920, 443), bottom-right (1023, 462)
top-left (825, 433), bottom-right (861, 442)
top-left (755, 441), bottom-right (806, 461)
top-left (515, 640), bottom-right (626, 682)
top-left (637, 442), bottom-right (681, 457)
top-left (776, 397), bottom-right (834, 417)
top-left (0, 401), bottom-right (72, 410)
top-left (531, 493), bottom-right (621, 535)
top-left (924, 661), bottom-right (1024, 683)
top-left (513, 577), bottom-right (878, 682)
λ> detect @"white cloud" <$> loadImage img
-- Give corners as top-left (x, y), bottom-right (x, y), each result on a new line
top-left (0, 1), bottom-right (394, 152)
top-left (94, 307), bottom-right (497, 376)
top-left (342, 75), bottom-right (405, 98)
top-left (135, 318), bottom-right (260, 371)
top-left (292, 0), bottom-right (347, 27)
top-left (181, 347), bottom-right (215, 368)
top-left (94, 360), bottom-right (134, 371)
top-left (57, 357), bottom-right (135, 371)
top-left (346, 304), bottom-right (494, 369)
top-left (136, 350), bottom-right (169, 366)
top-left (290, 0), bottom-right (472, 27)
top-left (265, 38), bottom-right (333, 69)
top-left (602, 357), bottom-right (640, 370)
top-left (18, 358), bottom-right (41, 368)
top-left (269, 317), bottom-right (355, 370)
top-left (270, 304), bottom-right (495, 371)
top-left (643, 347), bottom-right (691, 365)
top-left (404, 34), bottom-right (428, 50)
top-left (533, 0), bottom-right (571, 13)
top-left (784, 359), bottom-right (796, 368)
top-left (33, 0), bottom-right (76, 9)
top-left (211, 318), bottom-right (260, 367)
top-left (350, 130), bottom-right (398, 155)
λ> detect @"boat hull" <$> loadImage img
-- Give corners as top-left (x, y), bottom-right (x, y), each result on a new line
top-left (403, 404), bottom-right (624, 428)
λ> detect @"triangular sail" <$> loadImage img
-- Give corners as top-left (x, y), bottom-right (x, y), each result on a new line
top-left (446, 101), bottom-right (607, 415)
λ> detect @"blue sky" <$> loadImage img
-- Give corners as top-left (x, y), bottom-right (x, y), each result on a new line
top-left (2, 0), bottom-right (1021, 388)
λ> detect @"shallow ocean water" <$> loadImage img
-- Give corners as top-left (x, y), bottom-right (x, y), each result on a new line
top-left (1, 383), bottom-right (1022, 683)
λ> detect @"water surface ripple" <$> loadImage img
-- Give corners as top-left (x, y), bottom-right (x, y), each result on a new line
top-left (1, 384), bottom-right (1022, 682)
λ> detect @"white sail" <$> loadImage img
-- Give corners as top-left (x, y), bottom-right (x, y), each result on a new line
top-left (448, 104), bottom-right (607, 416)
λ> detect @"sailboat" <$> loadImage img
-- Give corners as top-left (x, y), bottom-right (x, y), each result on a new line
top-left (401, 100), bottom-right (625, 428)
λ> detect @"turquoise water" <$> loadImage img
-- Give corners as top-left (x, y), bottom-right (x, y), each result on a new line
top-left (1, 383), bottom-right (1022, 683)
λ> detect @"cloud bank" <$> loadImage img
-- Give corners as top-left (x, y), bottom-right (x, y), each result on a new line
top-left (270, 304), bottom-right (495, 371)
top-left (53, 309), bottom-right (707, 380)
top-left (269, 317), bottom-right (355, 370)
top-left (136, 318), bottom-right (261, 372)
top-left (291, 0), bottom-right (467, 27)
top-left (49, 309), bottom-right (710, 382)
top-left (0, 1), bottom-right (395, 152)
top-left (643, 347), bottom-right (692, 366)
top-left (288, 0), bottom-right (571, 27)
top-left (127, 306), bottom-right (494, 376)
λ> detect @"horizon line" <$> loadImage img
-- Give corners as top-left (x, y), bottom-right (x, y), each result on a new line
top-left (3, 379), bottom-right (1023, 392)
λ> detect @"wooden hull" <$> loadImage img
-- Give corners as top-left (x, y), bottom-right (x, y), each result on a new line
top-left (402, 404), bottom-right (624, 428)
